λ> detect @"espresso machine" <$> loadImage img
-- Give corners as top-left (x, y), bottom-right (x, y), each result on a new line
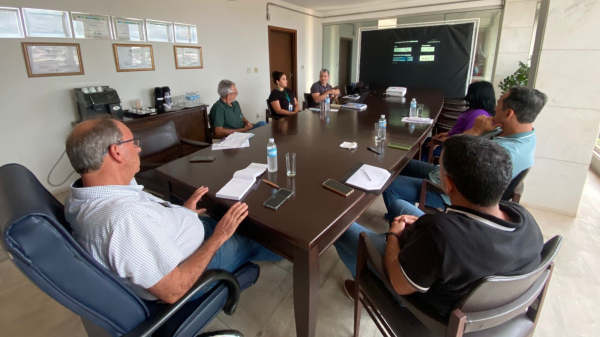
top-left (74, 86), bottom-right (123, 121)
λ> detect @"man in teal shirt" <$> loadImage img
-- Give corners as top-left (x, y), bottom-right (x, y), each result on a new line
top-left (383, 86), bottom-right (547, 219)
top-left (209, 80), bottom-right (267, 138)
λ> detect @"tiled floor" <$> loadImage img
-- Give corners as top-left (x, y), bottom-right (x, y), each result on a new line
top-left (1, 171), bottom-right (599, 336)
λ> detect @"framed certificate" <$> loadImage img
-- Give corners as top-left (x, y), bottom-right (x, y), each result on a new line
top-left (113, 44), bottom-right (155, 72)
top-left (174, 46), bottom-right (203, 69)
top-left (22, 8), bottom-right (72, 38)
top-left (174, 23), bottom-right (197, 44)
top-left (22, 42), bottom-right (84, 77)
top-left (0, 7), bottom-right (24, 38)
top-left (112, 16), bottom-right (145, 41)
top-left (72, 12), bottom-right (112, 39)
top-left (146, 19), bottom-right (174, 42)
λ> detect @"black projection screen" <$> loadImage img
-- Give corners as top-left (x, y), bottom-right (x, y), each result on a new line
top-left (358, 21), bottom-right (477, 98)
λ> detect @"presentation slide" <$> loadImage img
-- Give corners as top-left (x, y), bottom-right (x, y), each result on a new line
top-left (359, 23), bottom-right (475, 97)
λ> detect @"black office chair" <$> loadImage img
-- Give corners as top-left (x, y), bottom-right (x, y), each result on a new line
top-left (304, 93), bottom-right (317, 109)
top-left (354, 232), bottom-right (562, 337)
top-left (265, 99), bottom-right (283, 123)
top-left (0, 163), bottom-right (259, 337)
top-left (132, 121), bottom-right (210, 197)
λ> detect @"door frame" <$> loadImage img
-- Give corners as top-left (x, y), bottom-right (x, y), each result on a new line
top-left (267, 25), bottom-right (298, 99)
top-left (338, 37), bottom-right (353, 93)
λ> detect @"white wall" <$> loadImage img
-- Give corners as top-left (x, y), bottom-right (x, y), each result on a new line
top-left (0, 0), bottom-right (322, 193)
top-left (521, 0), bottom-right (600, 216)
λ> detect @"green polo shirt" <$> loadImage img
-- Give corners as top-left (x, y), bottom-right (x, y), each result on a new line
top-left (209, 100), bottom-right (245, 129)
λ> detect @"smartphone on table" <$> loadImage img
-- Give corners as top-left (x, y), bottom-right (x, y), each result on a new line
top-left (263, 188), bottom-right (294, 210)
top-left (190, 156), bottom-right (216, 163)
top-left (323, 179), bottom-right (354, 197)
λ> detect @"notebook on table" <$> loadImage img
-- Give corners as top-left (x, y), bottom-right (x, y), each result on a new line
top-left (216, 163), bottom-right (268, 200)
top-left (344, 164), bottom-right (391, 193)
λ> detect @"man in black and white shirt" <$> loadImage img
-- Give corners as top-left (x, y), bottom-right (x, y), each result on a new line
top-left (334, 135), bottom-right (544, 317)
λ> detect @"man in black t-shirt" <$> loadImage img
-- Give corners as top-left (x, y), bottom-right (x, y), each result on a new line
top-left (334, 135), bottom-right (544, 317)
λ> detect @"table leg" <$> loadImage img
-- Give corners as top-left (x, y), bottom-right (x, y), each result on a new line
top-left (293, 245), bottom-right (320, 337)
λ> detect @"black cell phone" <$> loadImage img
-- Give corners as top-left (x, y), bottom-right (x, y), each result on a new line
top-left (263, 188), bottom-right (293, 210)
top-left (323, 179), bottom-right (354, 197)
top-left (190, 156), bottom-right (216, 163)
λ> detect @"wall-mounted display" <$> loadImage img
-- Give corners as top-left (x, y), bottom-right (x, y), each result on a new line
top-left (174, 46), bottom-right (203, 69)
top-left (22, 42), bottom-right (84, 77)
top-left (174, 23), bottom-right (197, 44)
top-left (0, 7), bottom-right (24, 38)
top-left (113, 44), bottom-right (154, 72)
top-left (22, 8), bottom-right (72, 38)
top-left (72, 13), bottom-right (112, 39)
top-left (113, 16), bottom-right (145, 41)
top-left (146, 19), bottom-right (174, 42)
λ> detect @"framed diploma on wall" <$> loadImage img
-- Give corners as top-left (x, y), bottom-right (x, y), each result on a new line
top-left (22, 42), bottom-right (84, 77)
top-left (112, 17), bottom-right (145, 41)
top-left (113, 44), bottom-right (155, 72)
top-left (71, 12), bottom-right (113, 39)
top-left (174, 46), bottom-right (203, 69)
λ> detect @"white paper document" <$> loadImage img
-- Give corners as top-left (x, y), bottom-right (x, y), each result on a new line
top-left (212, 132), bottom-right (254, 150)
top-left (402, 117), bottom-right (433, 124)
top-left (216, 163), bottom-right (268, 200)
top-left (345, 164), bottom-right (391, 191)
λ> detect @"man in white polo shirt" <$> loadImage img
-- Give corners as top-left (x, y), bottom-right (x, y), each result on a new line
top-left (64, 117), bottom-right (281, 304)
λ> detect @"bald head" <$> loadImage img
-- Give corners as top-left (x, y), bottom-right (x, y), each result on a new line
top-left (66, 117), bottom-right (122, 174)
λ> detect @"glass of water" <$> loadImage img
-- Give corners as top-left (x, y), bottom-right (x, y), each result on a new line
top-left (417, 104), bottom-right (424, 118)
top-left (374, 122), bottom-right (381, 142)
top-left (286, 153), bottom-right (296, 177)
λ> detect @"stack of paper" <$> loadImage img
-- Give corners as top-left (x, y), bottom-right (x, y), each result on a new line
top-left (212, 132), bottom-right (254, 150)
top-left (402, 117), bottom-right (433, 124)
top-left (345, 164), bottom-right (391, 191)
top-left (216, 163), bottom-right (268, 200)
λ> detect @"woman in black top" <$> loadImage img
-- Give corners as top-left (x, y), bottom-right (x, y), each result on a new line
top-left (268, 71), bottom-right (299, 117)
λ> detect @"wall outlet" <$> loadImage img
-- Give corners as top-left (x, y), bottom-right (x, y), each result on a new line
top-left (247, 67), bottom-right (251, 74)
top-left (254, 67), bottom-right (258, 73)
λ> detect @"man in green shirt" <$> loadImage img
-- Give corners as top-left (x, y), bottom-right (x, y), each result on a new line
top-left (209, 80), bottom-right (267, 138)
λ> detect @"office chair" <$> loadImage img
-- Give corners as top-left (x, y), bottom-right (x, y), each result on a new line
top-left (354, 232), bottom-right (562, 337)
top-left (0, 163), bottom-right (259, 337)
top-left (265, 99), bottom-right (283, 123)
top-left (304, 93), bottom-right (317, 109)
top-left (132, 121), bottom-right (210, 197)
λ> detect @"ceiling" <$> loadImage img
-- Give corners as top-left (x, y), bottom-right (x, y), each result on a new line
top-left (281, 0), bottom-right (413, 12)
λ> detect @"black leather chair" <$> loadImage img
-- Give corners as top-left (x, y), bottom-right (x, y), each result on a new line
top-left (353, 232), bottom-right (562, 337)
top-left (0, 163), bottom-right (259, 337)
top-left (304, 93), bottom-right (317, 109)
top-left (265, 99), bottom-right (283, 123)
top-left (132, 121), bottom-right (210, 197)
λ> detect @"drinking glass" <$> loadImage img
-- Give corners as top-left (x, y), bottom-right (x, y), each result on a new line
top-left (417, 104), bottom-right (424, 118)
top-left (286, 153), bottom-right (296, 177)
top-left (374, 123), bottom-right (381, 142)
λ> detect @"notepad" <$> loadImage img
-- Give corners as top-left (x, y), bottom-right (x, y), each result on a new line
top-left (216, 163), bottom-right (268, 200)
top-left (345, 164), bottom-right (391, 191)
top-left (212, 132), bottom-right (254, 150)
top-left (341, 103), bottom-right (367, 111)
top-left (401, 117), bottom-right (433, 124)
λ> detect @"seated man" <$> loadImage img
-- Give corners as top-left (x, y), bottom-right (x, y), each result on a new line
top-left (210, 79), bottom-right (267, 138)
top-left (64, 117), bottom-right (281, 303)
top-left (383, 86), bottom-right (548, 219)
top-left (310, 69), bottom-right (339, 106)
top-left (335, 135), bottom-right (544, 317)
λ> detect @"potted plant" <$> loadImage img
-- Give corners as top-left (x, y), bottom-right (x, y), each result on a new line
top-left (499, 61), bottom-right (530, 94)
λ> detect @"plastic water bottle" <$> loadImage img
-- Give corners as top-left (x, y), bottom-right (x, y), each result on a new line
top-left (379, 115), bottom-right (387, 140)
top-left (267, 138), bottom-right (277, 172)
top-left (409, 98), bottom-right (417, 117)
top-left (325, 96), bottom-right (331, 111)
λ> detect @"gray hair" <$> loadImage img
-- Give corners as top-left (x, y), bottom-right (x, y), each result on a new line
top-left (218, 79), bottom-right (236, 98)
top-left (66, 117), bottom-right (122, 174)
top-left (319, 69), bottom-right (329, 75)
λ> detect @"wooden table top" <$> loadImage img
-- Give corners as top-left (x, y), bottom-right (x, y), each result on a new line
top-left (156, 88), bottom-right (443, 251)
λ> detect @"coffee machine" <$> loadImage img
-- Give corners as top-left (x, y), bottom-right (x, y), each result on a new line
top-left (74, 86), bottom-right (123, 121)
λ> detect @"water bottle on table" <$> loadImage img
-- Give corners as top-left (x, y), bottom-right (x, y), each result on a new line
top-left (378, 115), bottom-right (387, 140)
top-left (409, 98), bottom-right (417, 117)
top-left (267, 138), bottom-right (278, 172)
top-left (325, 96), bottom-right (331, 111)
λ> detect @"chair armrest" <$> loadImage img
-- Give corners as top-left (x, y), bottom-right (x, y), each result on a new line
top-left (418, 180), bottom-right (445, 211)
top-left (123, 269), bottom-right (241, 337)
top-left (440, 113), bottom-right (459, 121)
top-left (180, 138), bottom-right (211, 148)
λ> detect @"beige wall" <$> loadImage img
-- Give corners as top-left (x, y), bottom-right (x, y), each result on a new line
top-left (0, 0), bottom-right (322, 193)
top-left (521, 0), bottom-right (600, 215)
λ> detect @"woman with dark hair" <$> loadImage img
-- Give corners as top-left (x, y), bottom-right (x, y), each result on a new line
top-left (422, 81), bottom-right (496, 161)
top-left (268, 71), bottom-right (299, 117)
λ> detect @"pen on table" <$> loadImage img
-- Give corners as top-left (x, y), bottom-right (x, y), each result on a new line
top-left (367, 146), bottom-right (381, 155)
top-left (262, 179), bottom-right (280, 189)
top-left (362, 168), bottom-right (372, 181)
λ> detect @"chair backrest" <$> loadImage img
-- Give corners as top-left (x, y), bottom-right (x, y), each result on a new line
top-left (266, 99), bottom-right (275, 118)
top-left (132, 120), bottom-right (181, 158)
top-left (304, 93), bottom-right (316, 108)
top-left (458, 236), bottom-right (562, 330)
top-left (502, 167), bottom-right (531, 201)
top-left (0, 164), bottom-right (149, 336)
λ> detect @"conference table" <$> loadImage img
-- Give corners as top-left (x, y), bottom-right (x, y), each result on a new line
top-left (156, 88), bottom-right (444, 336)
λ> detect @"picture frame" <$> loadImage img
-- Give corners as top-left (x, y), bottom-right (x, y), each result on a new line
top-left (112, 16), bottom-right (145, 41)
top-left (113, 43), bottom-right (155, 72)
top-left (22, 42), bottom-right (84, 77)
top-left (0, 7), bottom-right (24, 38)
top-left (22, 8), bottom-right (72, 38)
top-left (71, 12), bottom-right (113, 39)
top-left (174, 23), bottom-right (197, 43)
top-left (146, 19), bottom-right (174, 43)
top-left (174, 45), bottom-right (203, 69)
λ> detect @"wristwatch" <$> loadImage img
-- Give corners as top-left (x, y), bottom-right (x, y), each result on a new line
top-left (386, 231), bottom-right (401, 243)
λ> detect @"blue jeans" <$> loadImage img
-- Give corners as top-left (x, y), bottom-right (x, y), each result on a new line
top-left (251, 121), bottom-right (267, 129)
top-left (420, 137), bottom-right (442, 162)
top-left (192, 217), bottom-right (282, 298)
top-left (382, 159), bottom-right (445, 220)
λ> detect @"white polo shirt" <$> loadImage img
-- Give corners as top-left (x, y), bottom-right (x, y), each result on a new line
top-left (65, 179), bottom-right (205, 300)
